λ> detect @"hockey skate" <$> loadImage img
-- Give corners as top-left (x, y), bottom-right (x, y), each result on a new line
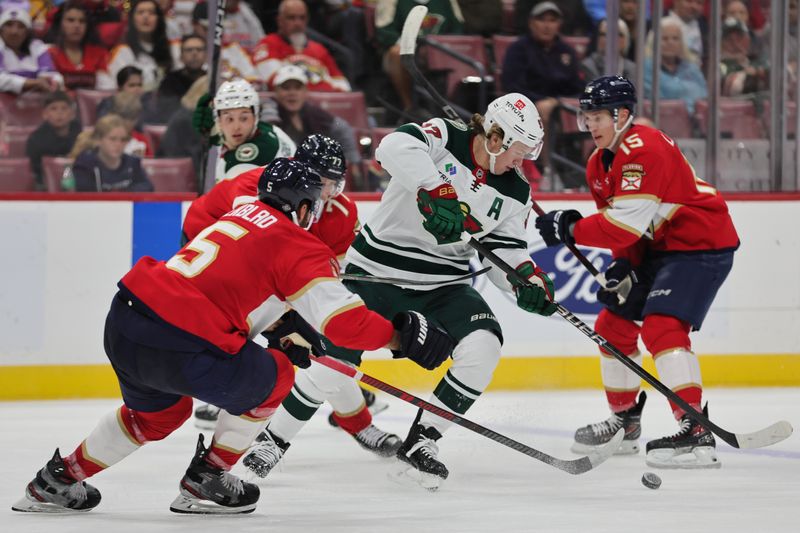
top-left (12, 449), bottom-right (101, 513)
top-left (170, 434), bottom-right (259, 514)
top-left (572, 391), bottom-right (647, 455)
top-left (645, 404), bottom-right (721, 469)
top-left (391, 411), bottom-right (448, 491)
top-left (242, 428), bottom-right (290, 479)
top-left (193, 403), bottom-right (220, 430)
top-left (328, 387), bottom-right (389, 428)
top-left (352, 424), bottom-right (403, 458)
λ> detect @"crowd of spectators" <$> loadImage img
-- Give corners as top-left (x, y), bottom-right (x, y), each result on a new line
top-left (0, 0), bottom-right (793, 193)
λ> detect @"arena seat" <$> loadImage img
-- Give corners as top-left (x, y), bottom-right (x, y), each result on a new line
top-left (642, 100), bottom-right (694, 139)
top-left (423, 35), bottom-right (489, 102)
top-left (140, 157), bottom-right (197, 192)
top-left (41, 156), bottom-right (72, 192)
top-left (75, 89), bottom-right (114, 127)
top-left (695, 99), bottom-right (764, 139)
top-left (0, 158), bottom-right (35, 191)
top-left (143, 124), bottom-right (168, 155)
top-left (0, 92), bottom-right (46, 126)
top-left (2, 125), bottom-right (37, 157)
top-left (762, 100), bottom-right (797, 138)
top-left (306, 91), bottom-right (370, 130)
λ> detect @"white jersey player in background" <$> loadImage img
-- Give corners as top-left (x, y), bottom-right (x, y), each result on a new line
top-left (243, 93), bottom-right (559, 490)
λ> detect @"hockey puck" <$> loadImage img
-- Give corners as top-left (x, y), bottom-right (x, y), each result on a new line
top-left (641, 472), bottom-right (662, 490)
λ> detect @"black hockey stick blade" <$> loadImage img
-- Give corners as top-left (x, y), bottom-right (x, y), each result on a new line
top-left (311, 355), bottom-right (622, 474)
top-left (339, 266), bottom-right (491, 286)
top-left (467, 237), bottom-right (794, 450)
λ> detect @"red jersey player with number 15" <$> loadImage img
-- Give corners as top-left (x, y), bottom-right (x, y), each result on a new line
top-left (535, 76), bottom-right (739, 470)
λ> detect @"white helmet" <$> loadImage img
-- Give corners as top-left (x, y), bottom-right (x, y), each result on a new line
top-left (483, 93), bottom-right (544, 161)
top-left (213, 79), bottom-right (260, 119)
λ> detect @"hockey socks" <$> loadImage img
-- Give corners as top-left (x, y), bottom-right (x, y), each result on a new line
top-left (64, 396), bottom-right (193, 480)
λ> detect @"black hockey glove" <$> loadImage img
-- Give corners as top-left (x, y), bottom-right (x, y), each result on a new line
top-left (534, 209), bottom-right (582, 247)
top-left (262, 311), bottom-right (326, 369)
top-left (391, 311), bottom-right (454, 370)
top-left (597, 259), bottom-right (638, 307)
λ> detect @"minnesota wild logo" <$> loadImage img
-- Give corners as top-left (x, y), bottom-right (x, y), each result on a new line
top-left (459, 202), bottom-right (483, 234)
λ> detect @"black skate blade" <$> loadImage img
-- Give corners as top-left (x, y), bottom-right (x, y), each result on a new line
top-left (169, 493), bottom-right (256, 515)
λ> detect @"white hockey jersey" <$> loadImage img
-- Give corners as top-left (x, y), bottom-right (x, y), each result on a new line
top-left (346, 118), bottom-right (536, 291)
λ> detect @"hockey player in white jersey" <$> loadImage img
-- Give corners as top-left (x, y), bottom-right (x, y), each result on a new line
top-left (243, 93), bottom-right (557, 490)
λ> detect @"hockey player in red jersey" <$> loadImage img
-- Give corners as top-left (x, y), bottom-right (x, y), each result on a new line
top-left (535, 76), bottom-right (739, 469)
top-left (187, 135), bottom-right (401, 461)
top-left (12, 159), bottom-right (454, 516)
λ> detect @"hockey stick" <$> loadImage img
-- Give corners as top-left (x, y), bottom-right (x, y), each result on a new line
top-left (467, 237), bottom-right (793, 450)
top-left (198, 0), bottom-right (227, 193)
top-left (400, 6), bottom-right (467, 127)
top-left (339, 266), bottom-right (491, 286)
top-left (310, 354), bottom-right (623, 475)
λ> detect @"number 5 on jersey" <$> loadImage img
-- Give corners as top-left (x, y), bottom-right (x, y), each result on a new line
top-left (167, 221), bottom-right (249, 278)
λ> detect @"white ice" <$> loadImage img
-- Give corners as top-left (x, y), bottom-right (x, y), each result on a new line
top-left (2, 388), bottom-right (798, 533)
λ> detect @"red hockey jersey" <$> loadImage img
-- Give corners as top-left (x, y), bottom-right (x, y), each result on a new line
top-left (122, 201), bottom-right (393, 355)
top-left (573, 125), bottom-right (739, 261)
top-left (183, 167), bottom-right (359, 258)
top-left (252, 33), bottom-right (351, 92)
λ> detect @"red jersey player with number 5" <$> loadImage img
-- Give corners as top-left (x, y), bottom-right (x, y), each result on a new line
top-left (535, 76), bottom-right (739, 469)
top-left (12, 159), bottom-right (453, 516)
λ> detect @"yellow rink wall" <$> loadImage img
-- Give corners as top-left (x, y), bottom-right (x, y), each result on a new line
top-left (2, 354), bottom-right (799, 401)
top-left (1, 197), bottom-right (799, 401)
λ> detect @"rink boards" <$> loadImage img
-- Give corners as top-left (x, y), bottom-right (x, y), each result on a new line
top-left (0, 195), bottom-right (798, 399)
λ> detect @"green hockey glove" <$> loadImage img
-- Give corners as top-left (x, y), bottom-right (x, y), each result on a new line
top-left (417, 186), bottom-right (465, 245)
top-left (507, 262), bottom-right (557, 316)
top-left (192, 93), bottom-right (215, 135)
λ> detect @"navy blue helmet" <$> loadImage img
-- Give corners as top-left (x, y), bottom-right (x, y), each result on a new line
top-left (579, 75), bottom-right (637, 114)
top-left (295, 134), bottom-right (347, 183)
top-left (258, 158), bottom-right (323, 226)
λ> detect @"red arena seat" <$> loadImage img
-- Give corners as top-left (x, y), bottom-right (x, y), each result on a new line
top-left (0, 92), bottom-right (46, 126)
top-left (0, 158), bottom-right (35, 191)
top-left (424, 35), bottom-right (489, 101)
top-left (75, 89), bottom-right (114, 127)
top-left (41, 156), bottom-right (73, 192)
top-left (140, 157), bottom-right (197, 192)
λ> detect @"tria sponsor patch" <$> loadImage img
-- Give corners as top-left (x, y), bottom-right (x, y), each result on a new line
top-left (620, 163), bottom-right (644, 191)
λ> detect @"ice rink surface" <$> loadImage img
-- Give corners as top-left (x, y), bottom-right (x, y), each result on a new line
top-left (2, 388), bottom-right (798, 533)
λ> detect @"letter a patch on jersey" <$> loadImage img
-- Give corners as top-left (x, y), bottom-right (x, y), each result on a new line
top-left (621, 164), bottom-right (644, 191)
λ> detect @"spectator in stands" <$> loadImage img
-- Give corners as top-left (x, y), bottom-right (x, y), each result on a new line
top-left (376, 0), bottom-right (463, 118)
top-left (619, 0), bottom-right (640, 61)
top-left (723, 0), bottom-right (762, 59)
top-left (759, 0), bottom-right (797, 73)
top-left (643, 16), bottom-right (707, 113)
top-left (97, 65), bottom-right (155, 125)
top-left (26, 91), bottom-right (82, 190)
top-left (0, 5), bottom-right (64, 94)
top-left (218, 0), bottom-right (265, 51)
top-left (581, 18), bottom-right (636, 81)
top-left (269, 64), bottom-right (362, 185)
top-left (108, 0), bottom-right (174, 92)
top-left (458, 0), bottom-right (502, 37)
top-left (191, 2), bottom-right (261, 86)
top-left (514, 1), bottom-right (594, 37)
top-left (502, 2), bottom-right (583, 143)
top-left (48, 1), bottom-right (115, 91)
top-left (159, 75), bottom-right (206, 173)
top-left (153, 34), bottom-right (207, 124)
top-left (667, 0), bottom-right (707, 68)
top-left (156, 0), bottom-right (184, 40)
top-left (66, 114), bottom-right (154, 192)
top-left (109, 91), bottom-right (154, 157)
top-left (720, 16), bottom-right (768, 97)
top-left (253, 0), bottom-right (352, 92)
top-left (45, 1), bottom-right (125, 49)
